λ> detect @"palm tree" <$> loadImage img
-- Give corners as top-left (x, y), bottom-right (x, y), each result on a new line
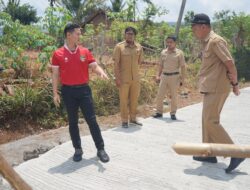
top-left (48, 0), bottom-right (56, 7)
top-left (1, 0), bottom-right (38, 25)
top-left (59, 0), bottom-right (107, 24)
top-left (110, 0), bottom-right (125, 12)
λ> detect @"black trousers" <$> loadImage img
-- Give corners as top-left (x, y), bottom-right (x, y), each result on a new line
top-left (61, 85), bottom-right (104, 151)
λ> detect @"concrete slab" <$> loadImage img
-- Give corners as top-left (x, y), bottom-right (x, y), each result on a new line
top-left (15, 88), bottom-right (250, 190)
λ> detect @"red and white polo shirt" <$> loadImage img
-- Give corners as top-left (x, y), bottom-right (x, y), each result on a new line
top-left (52, 45), bottom-right (96, 85)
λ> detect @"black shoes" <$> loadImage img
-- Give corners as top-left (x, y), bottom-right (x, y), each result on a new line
top-left (153, 113), bottom-right (163, 118)
top-left (170, 114), bottom-right (177, 120)
top-left (122, 122), bottom-right (128, 128)
top-left (153, 113), bottom-right (177, 120)
top-left (130, 120), bottom-right (143, 126)
top-left (193, 156), bottom-right (245, 173)
top-left (193, 156), bottom-right (218, 163)
top-left (97, 149), bottom-right (110, 163)
top-left (73, 148), bottom-right (83, 162)
top-left (73, 148), bottom-right (110, 163)
top-left (122, 121), bottom-right (143, 127)
top-left (225, 158), bottom-right (245, 173)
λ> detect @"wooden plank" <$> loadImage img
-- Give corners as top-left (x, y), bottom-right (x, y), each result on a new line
top-left (0, 153), bottom-right (32, 190)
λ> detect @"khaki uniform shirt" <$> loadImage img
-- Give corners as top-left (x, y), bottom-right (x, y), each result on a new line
top-left (113, 41), bottom-right (143, 83)
top-left (199, 31), bottom-right (232, 93)
top-left (160, 48), bottom-right (185, 79)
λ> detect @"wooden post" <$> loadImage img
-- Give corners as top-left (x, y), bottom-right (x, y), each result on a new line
top-left (0, 154), bottom-right (32, 190)
top-left (172, 142), bottom-right (250, 158)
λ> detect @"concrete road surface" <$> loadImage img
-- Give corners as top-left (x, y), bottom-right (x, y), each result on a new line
top-left (14, 87), bottom-right (250, 190)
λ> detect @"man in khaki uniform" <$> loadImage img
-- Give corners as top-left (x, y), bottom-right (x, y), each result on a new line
top-left (191, 13), bottom-right (245, 173)
top-left (113, 27), bottom-right (143, 128)
top-left (153, 35), bottom-right (186, 120)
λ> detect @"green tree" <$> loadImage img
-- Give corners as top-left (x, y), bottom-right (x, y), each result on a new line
top-left (184, 10), bottom-right (194, 25)
top-left (49, 0), bottom-right (56, 7)
top-left (214, 10), bottom-right (250, 49)
top-left (110, 0), bottom-right (125, 12)
top-left (213, 11), bottom-right (250, 81)
top-left (14, 3), bottom-right (39, 25)
top-left (43, 6), bottom-right (72, 45)
top-left (59, 0), bottom-right (107, 24)
top-left (141, 2), bottom-right (168, 29)
top-left (2, 0), bottom-right (38, 25)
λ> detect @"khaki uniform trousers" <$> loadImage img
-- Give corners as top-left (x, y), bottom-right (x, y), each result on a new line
top-left (119, 80), bottom-right (140, 122)
top-left (156, 75), bottom-right (179, 115)
top-left (202, 92), bottom-right (234, 144)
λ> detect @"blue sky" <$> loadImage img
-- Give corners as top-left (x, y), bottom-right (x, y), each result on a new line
top-left (3, 0), bottom-right (250, 22)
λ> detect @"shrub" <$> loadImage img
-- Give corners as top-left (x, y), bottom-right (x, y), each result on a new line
top-left (0, 81), bottom-right (66, 129)
top-left (232, 47), bottom-right (250, 81)
top-left (90, 79), bottom-right (119, 116)
top-left (90, 77), bottom-right (157, 116)
top-left (185, 61), bottom-right (201, 88)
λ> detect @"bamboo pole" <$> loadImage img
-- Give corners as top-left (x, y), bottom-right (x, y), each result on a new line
top-left (0, 154), bottom-right (32, 190)
top-left (172, 142), bottom-right (250, 158)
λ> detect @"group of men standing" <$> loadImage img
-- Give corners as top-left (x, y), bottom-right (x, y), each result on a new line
top-left (51, 13), bottom-right (245, 173)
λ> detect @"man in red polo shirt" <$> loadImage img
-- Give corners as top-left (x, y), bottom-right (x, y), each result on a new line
top-left (51, 23), bottom-right (110, 163)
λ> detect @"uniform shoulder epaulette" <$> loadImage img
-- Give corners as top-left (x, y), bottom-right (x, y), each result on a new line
top-left (134, 42), bottom-right (141, 47)
top-left (117, 41), bottom-right (126, 46)
top-left (176, 48), bottom-right (183, 53)
top-left (211, 34), bottom-right (225, 44)
top-left (163, 49), bottom-right (168, 53)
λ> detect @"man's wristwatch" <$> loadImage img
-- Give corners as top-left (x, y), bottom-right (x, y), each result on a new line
top-left (231, 82), bottom-right (238, 86)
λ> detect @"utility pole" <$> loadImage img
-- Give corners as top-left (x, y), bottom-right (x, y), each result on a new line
top-left (133, 0), bottom-right (136, 22)
top-left (175, 0), bottom-right (187, 38)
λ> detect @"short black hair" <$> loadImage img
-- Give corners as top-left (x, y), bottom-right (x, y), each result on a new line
top-left (124, 27), bottom-right (137, 35)
top-left (64, 23), bottom-right (81, 37)
top-left (166, 35), bottom-right (177, 42)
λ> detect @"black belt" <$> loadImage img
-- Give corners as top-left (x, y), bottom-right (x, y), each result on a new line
top-left (163, 72), bottom-right (179, 76)
top-left (62, 83), bottom-right (88, 88)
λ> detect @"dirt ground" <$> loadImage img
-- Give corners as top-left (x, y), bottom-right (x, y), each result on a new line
top-left (0, 87), bottom-right (202, 145)
top-left (1, 81), bottom-right (250, 146)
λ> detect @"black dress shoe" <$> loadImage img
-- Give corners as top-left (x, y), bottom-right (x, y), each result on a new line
top-left (193, 156), bottom-right (217, 163)
top-left (153, 113), bottom-right (163, 118)
top-left (122, 122), bottom-right (128, 128)
top-left (170, 114), bottom-right (177, 120)
top-left (225, 158), bottom-right (245, 173)
top-left (130, 120), bottom-right (143, 126)
top-left (97, 149), bottom-right (110, 163)
top-left (73, 148), bottom-right (83, 162)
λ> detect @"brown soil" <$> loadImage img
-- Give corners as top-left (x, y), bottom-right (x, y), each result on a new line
top-left (0, 78), bottom-right (249, 145)
top-left (0, 88), bottom-right (202, 144)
